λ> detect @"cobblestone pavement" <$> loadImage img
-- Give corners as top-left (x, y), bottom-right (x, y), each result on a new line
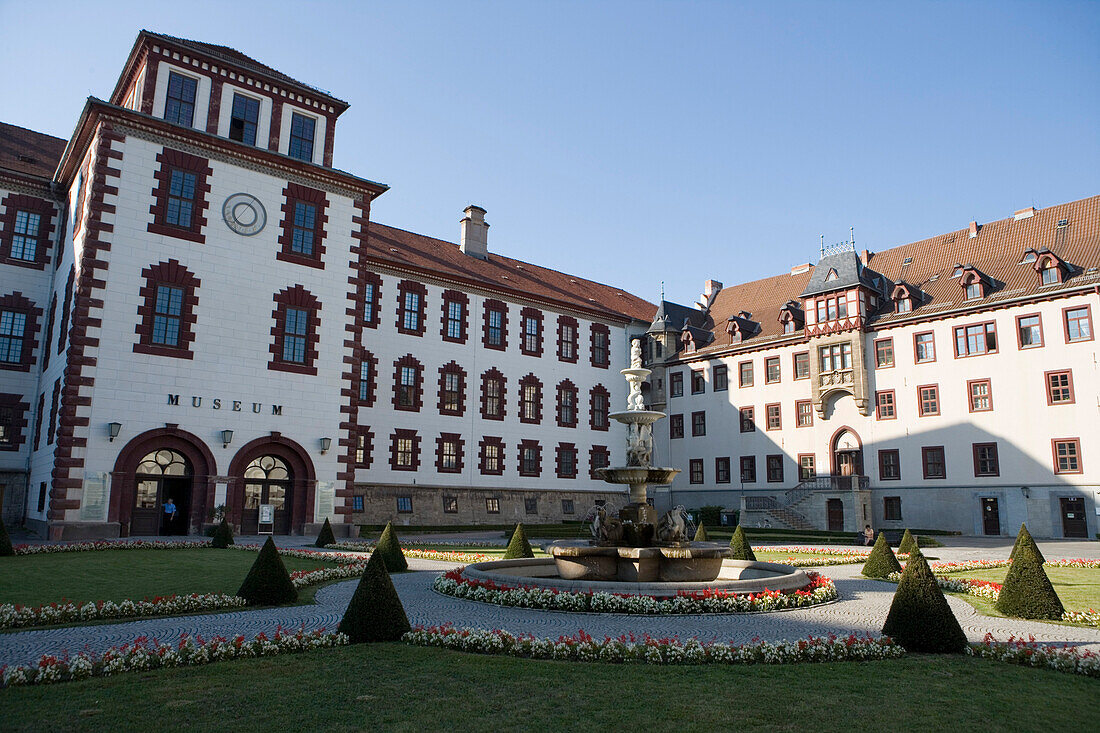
top-left (3, 558), bottom-right (1099, 669)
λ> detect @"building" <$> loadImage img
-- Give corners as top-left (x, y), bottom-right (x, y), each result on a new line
top-left (0, 31), bottom-right (651, 539)
top-left (646, 199), bottom-right (1099, 539)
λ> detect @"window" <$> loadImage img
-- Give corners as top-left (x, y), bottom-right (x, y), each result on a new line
top-left (486, 498), bottom-right (501, 514)
top-left (362, 273), bottom-right (382, 328)
top-left (713, 365), bottom-right (728, 391)
top-left (1040, 259), bottom-right (1060, 285)
top-left (352, 495), bottom-right (365, 512)
top-left (973, 443), bottom-right (999, 477)
top-left (524, 497), bottom-right (539, 514)
top-left (738, 361), bottom-right (753, 387)
top-left (590, 385), bottom-right (610, 430)
top-left (292, 204), bottom-right (318, 256)
top-left (799, 454), bottom-right (815, 481)
top-left (691, 411), bottom-right (706, 437)
top-left (390, 429), bottom-right (421, 472)
top-left (288, 112), bottom-right (316, 162)
top-left (0, 395), bottom-right (27, 451)
top-left (739, 407), bottom-right (755, 433)
top-left (479, 437), bottom-right (505, 475)
top-left (2, 194), bottom-right (54, 269)
top-left (520, 308), bottom-right (544, 356)
top-left (819, 343), bottom-right (852, 372)
top-left (918, 385), bottom-right (939, 416)
top-left (793, 352), bottom-right (809, 380)
top-left (557, 316), bottom-right (578, 362)
top-left (557, 381), bottom-right (578, 427)
top-left (765, 357), bottom-right (781, 384)
top-left (968, 379), bottom-right (992, 412)
top-left (483, 300), bottom-right (507, 350)
top-left (965, 282), bottom-right (982, 300)
top-left (1052, 439), bottom-right (1082, 474)
top-left (270, 286), bottom-right (319, 374)
top-left (1063, 306), bottom-right (1093, 343)
top-left (689, 459), bottom-right (704, 484)
top-left (766, 455), bottom-right (783, 483)
top-left (519, 375), bottom-right (542, 424)
top-left (590, 324), bottom-right (610, 367)
top-left (883, 497), bottom-right (902, 521)
top-left (740, 456), bottom-right (756, 483)
top-left (518, 440), bottom-right (542, 476)
top-left (357, 352), bottom-right (378, 406)
top-left (556, 444), bottom-right (578, 479)
top-left (164, 72), bottom-right (197, 126)
top-left (166, 170), bottom-right (197, 228)
top-left (149, 149), bottom-right (211, 243)
top-left (436, 433), bottom-right (463, 473)
top-left (817, 294), bottom-right (848, 321)
top-left (589, 446), bottom-right (610, 479)
top-left (0, 309), bottom-right (27, 365)
top-left (562, 499), bottom-right (575, 515)
top-left (396, 496), bottom-right (413, 513)
top-left (875, 390), bottom-right (896, 420)
top-left (1016, 314), bottom-right (1043, 349)
top-left (396, 281), bottom-right (427, 336)
top-left (914, 332), bottom-right (936, 363)
top-left (229, 94), bottom-right (260, 145)
top-left (765, 403), bottom-right (781, 430)
top-left (879, 450), bottom-right (901, 481)
top-left (783, 319), bottom-right (796, 334)
top-left (279, 183), bottom-right (330, 266)
top-left (922, 446), bottom-right (946, 479)
top-left (481, 369), bottom-right (506, 420)
top-left (152, 285), bottom-right (184, 346)
top-left (443, 496), bottom-right (458, 514)
top-left (796, 400), bottom-right (813, 427)
top-left (392, 355), bottom-right (423, 411)
top-left (354, 429), bottom-right (373, 468)
top-left (954, 322), bottom-right (997, 357)
top-left (895, 297), bottom-right (912, 314)
top-left (715, 457), bottom-right (731, 483)
top-left (10, 211), bottom-right (41, 262)
top-left (691, 370), bottom-right (706, 394)
top-left (874, 338), bottom-right (894, 368)
top-left (1045, 370), bottom-right (1074, 405)
top-left (670, 372), bottom-right (684, 397)
top-left (669, 413), bottom-right (684, 439)
top-left (438, 362), bottom-right (466, 416)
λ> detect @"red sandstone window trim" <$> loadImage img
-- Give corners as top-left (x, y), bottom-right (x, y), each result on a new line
top-left (556, 380), bottom-right (579, 428)
top-left (520, 307), bottom-right (544, 357)
top-left (557, 316), bottom-right (579, 363)
top-left (795, 399), bottom-right (813, 427)
top-left (392, 354), bottom-right (424, 412)
top-left (765, 403), bottom-right (781, 431)
top-left (1052, 438), bottom-right (1083, 475)
top-left (1044, 369), bottom-right (1074, 406)
top-left (437, 361), bottom-right (467, 417)
top-left (268, 285), bottom-right (320, 375)
top-left (792, 351), bottom-right (810, 380)
top-left (689, 458), bottom-right (704, 484)
top-left (589, 445), bottom-right (610, 479)
top-left (362, 272), bottom-right (382, 329)
top-left (1015, 312), bottom-right (1044, 350)
top-left (354, 428), bottom-right (374, 468)
top-left (692, 410), bottom-right (707, 437)
top-left (765, 357), bottom-right (781, 384)
top-left (739, 406), bottom-right (755, 433)
top-left (878, 449), bottom-right (901, 481)
top-left (798, 454), bottom-right (816, 481)
top-left (435, 433), bottom-right (464, 474)
top-left (133, 260), bottom-right (200, 360)
top-left (967, 378), bottom-right (993, 413)
top-left (875, 390), bottom-right (896, 420)
top-left (715, 456), bottom-right (731, 483)
top-left (480, 368), bottom-right (507, 421)
top-left (669, 371), bottom-right (683, 398)
top-left (0, 194), bottom-right (56, 270)
top-left (518, 439), bottom-right (542, 477)
top-left (355, 351), bottom-right (379, 407)
top-left (482, 300), bottom-right (508, 351)
top-left (57, 267), bottom-right (74, 356)
top-left (589, 323), bottom-right (610, 368)
top-left (389, 429), bottom-right (421, 472)
top-left (738, 360), bottom-right (753, 388)
top-left (395, 280), bottom-right (427, 337)
top-left (147, 148), bottom-right (212, 244)
top-left (441, 290), bottom-right (470, 344)
top-left (41, 295), bottom-right (55, 370)
top-left (953, 320), bottom-right (998, 358)
top-left (479, 436), bottom-right (505, 475)
top-left (276, 183), bottom-right (328, 269)
top-left (873, 337), bottom-right (894, 369)
top-left (0, 393), bottom-right (29, 452)
top-left (589, 384), bottom-right (610, 431)
top-left (1062, 304), bottom-right (1094, 344)
top-left (913, 331), bottom-right (936, 364)
top-left (917, 384), bottom-right (940, 417)
top-left (972, 442), bottom-right (1000, 477)
top-left (555, 442), bottom-right (578, 479)
top-left (33, 393), bottom-right (44, 451)
top-left (0, 292), bottom-right (42, 373)
top-left (766, 454), bottom-right (784, 483)
top-left (669, 413), bottom-right (684, 439)
top-left (921, 446), bottom-right (946, 479)
top-left (518, 374), bottom-right (543, 424)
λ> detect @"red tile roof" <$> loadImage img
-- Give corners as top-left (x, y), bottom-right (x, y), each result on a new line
top-left (0, 121), bottom-right (66, 180)
top-left (367, 223), bottom-right (656, 323)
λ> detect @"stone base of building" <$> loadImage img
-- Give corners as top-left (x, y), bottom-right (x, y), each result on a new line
top-left (46, 521), bottom-right (124, 540)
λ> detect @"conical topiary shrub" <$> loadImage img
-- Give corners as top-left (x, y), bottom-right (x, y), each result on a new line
top-left (338, 551), bottom-right (411, 643)
top-left (0, 518), bottom-right (13, 557)
top-left (862, 532), bottom-right (903, 578)
top-left (897, 529), bottom-right (917, 556)
top-left (236, 537), bottom-right (298, 606)
top-left (503, 523), bottom-right (535, 559)
top-left (997, 526), bottom-right (1064, 620)
top-left (882, 550), bottom-right (967, 653)
top-left (315, 517), bottom-right (336, 548)
top-left (693, 523), bottom-right (708, 541)
top-left (374, 521), bottom-right (407, 572)
top-left (210, 518), bottom-right (234, 549)
top-left (728, 525), bottom-right (756, 561)
top-left (1009, 523), bottom-right (1045, 563)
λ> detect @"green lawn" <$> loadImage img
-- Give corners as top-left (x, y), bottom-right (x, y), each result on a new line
top-left (952, 567), bottom-right (1100, 615)
top-left (0, 549), bottom-right (339, 608)
top-left (2, 644), bottom-right (1096, 731)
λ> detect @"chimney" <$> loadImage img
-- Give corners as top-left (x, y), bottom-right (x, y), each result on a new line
top-left (859, 249), bottom-right (872, 266)
top-left (460, 205), bottom-right (489, 259)
top-left (696, 279), bottom-right (723, 310)
top-left (968, 220), bottom-right (979, 238)
top-left (1013, 206), bottom-right (1036, 221)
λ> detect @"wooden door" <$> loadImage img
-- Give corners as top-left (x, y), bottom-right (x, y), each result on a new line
top-left (1061, 498), bottom-right (1087, 538)
top-left (827, 499), bottom-right (844, 531)
top-left (838, 453), bottom-right (854, 476)
top-left (981, 498), bottom-right (1000, 535)
top-left (131, 479), bottom-right (161, 536)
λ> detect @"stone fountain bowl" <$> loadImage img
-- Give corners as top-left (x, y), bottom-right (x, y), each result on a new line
top-left (549, 540), bottom-right (728, 582)
top-left (459, 555), bottom-right (811, 599)
top-left (596, 466), bottom-right (680, 486)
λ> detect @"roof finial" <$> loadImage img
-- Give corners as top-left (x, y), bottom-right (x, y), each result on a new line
top-left (660, 280), bottom-right (665, 302)
top-left (819, 234), bottom-right (825, 258)
top-left (850, 226), bottom-right (855, 247)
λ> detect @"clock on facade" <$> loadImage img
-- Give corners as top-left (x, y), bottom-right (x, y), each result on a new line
top-left (222, 193), bottom-right (267, 236)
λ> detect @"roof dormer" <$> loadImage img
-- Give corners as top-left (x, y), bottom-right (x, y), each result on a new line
top-left (725, 312), bottom-right (760, 344)
top-left (778, 301), bottom-right (804, 334)
top-left (890, 281), bottom-right (922, 314)
top-left (1035, 249), bottom-right (1070, 285)
top-left (958, 265), bottom-right (994, 300)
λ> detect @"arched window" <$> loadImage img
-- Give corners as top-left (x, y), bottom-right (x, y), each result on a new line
top-left (241, 455), bottom-right (293, 534)
top-left (132, 449), bottom-right (192, 536)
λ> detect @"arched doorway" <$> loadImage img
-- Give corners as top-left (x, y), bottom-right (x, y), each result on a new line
top-left (830, 426), bottom-right (864, 479)
top-left (241, 455), bottom-right (292, 534)
top-left (228, 434), bottom-right (315, 535)
top-left (132, 449), bottom-right (192, 536)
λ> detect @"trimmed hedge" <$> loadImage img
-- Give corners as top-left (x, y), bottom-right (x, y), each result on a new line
top-left (503, 523), bottom-right (535, 559)
top-left (897, 529), bottom-right (917, 556)
top-left (728, 525), bottom-right (756, 561)
top-left (882, 550), bottom-right (967, 653)
top-left (997, 525), bottom-right (1064, 620)
top-left (0, 519), bottom-right (13, 557)
top-left (1009, 523), bottom-right (1045, 563)
top-left (236, 537), bottom-right (298, 606)
top-left (694, 523), bottom-right (709, 542)
top-left (374, 522), bottom-right (408, 572)
top-left (337, 551), bottom-right (411, 643)
top-left (861, 533), bottom-right (903, 578)
top-left (315, 518), bottom-right (336, 548)
top-left (210, 519), bottom-right (234, 549)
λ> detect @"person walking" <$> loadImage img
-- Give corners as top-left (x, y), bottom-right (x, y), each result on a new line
top-left (162, 497), bottom-right (177, 536)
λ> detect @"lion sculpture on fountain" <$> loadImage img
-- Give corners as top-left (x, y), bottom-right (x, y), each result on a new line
top-left (589, 506), bottom-right (624, 546)
top-left (656, 505), bottom-right (690, 545)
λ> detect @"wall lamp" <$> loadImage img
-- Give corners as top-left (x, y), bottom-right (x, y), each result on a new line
top-left (221, 429), bottom-right (234, 449)
top-left (320, 437), bottom-right (332, 455)
top-left (108, 422), bottom-right (122, 442)
top-left (1021, 486), bottom-right (1030, 499)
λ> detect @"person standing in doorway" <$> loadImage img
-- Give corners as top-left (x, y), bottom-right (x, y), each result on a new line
top-left (162, 497), bottom-right (177, 536)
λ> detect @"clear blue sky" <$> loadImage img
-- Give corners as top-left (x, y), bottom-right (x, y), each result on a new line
top-left (2, 1), bottom-right (1097, 305)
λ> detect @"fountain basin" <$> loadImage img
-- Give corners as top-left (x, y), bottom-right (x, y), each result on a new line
top-left (549, 540), bottom-right (731, 582)
top-left (459, 557), bottom-right (811, 598)
top-left (596, 466), bottom-right (680, 486)
top-left (607, 409), bottom-right (666, 426)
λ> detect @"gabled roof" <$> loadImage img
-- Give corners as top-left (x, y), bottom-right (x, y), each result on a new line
top-left (648, 300), bottom-right (705, 334)
top-left (800, 249), bottom-right (887, 297)
top-left (0, 121), bottom-right (66, 180)
top-left (366, 223), bottom-right (655, 323)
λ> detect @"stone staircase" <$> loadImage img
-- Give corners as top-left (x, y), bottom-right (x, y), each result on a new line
top-left (740, 475), bottom-right (869, 531)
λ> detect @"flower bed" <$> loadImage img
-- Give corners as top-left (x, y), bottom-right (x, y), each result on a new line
top-left (0, 627), bottom-right (348, 688)
top-left (927, 558), bottom-right (1100, 574)
top-left (433, 568), bottom-right (837, 614)
top-left (326, 542), bottom-right (495, 564)
top-left (403, 624), bottom-right (902, 664)
top-left (13, 540), bottom-right (212, 555)
top-left (227, 544), bottom-right (364, 565)
top-left (968, 633), bottom-right (1099, 677)
top-left (756, 546), bottom-right (912, 567)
